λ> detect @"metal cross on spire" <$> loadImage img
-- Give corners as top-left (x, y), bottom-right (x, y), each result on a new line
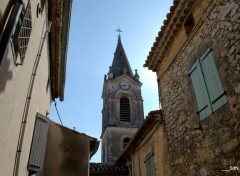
top-left (116, 28), bottom-right (122, 36)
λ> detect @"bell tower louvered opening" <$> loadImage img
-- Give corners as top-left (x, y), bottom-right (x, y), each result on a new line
top-left (120, 97), bottom-right (130, 122)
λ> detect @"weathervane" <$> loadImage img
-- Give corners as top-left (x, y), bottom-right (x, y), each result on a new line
top-left (116, 28), bottom-right (122, 35)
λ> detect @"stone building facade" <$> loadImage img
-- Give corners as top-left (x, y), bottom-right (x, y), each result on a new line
top-left (101, 35), bottom-right (144, 164)
top-left (145, 0), bottom-right (240, 175)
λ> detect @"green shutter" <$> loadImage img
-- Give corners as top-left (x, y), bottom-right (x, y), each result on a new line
top-left (190, 60), bottom-right (212, 120)
top-left (149, 155), bottom-right (156, 176)
top-left (145, 154), bottom-right (151, 176)
top-left (145, 153), bottom-right (156, 176)
top-left (200, 48), bottom-right (227, 111)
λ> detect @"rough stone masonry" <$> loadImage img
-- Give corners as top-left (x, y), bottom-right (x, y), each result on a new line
top-left (158, 0), bottom-right (240, 175)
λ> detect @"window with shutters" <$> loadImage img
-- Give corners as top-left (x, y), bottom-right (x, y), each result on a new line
top-left (123, 137), bottom-right (130, 149)
top-left (11, 0), bottom-right (32, 65)
top-left (144, 153), bottom-right (156, 176)
top-left (189, 48), bottom-right (227, 120)
top-left (120, 96), bottom-right (131, 122)
top-left (27, 113), bottom-right (49, 175)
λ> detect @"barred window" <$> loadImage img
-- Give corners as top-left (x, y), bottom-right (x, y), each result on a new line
top-left (11, 1), bottom-right (32, 65)
top-left (120, 97), bottom-right (130, 122)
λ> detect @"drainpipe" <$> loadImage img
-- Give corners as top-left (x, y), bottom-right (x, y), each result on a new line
top-left (13, 21), bottom-right (52, 176)
top-left (0, 0), bottom-right (23, 68)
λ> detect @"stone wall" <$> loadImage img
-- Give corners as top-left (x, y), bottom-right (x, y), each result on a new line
top-left (0, 1), bottom-right (52, 175)
top-left (158, 0), bottom-right (240, 175)
top-left (101, 127), bottom-right (138, 163)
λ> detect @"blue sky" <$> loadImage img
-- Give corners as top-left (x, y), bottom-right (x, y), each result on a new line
top-left (50, 0), bottom-right (173, 162)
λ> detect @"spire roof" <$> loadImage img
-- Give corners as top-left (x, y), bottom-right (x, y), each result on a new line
top-left (110, 35), bottom-right (134, 79)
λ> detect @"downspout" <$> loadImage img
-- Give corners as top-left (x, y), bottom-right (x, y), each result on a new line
top-left (0, 0), bottom-right (23, 68)
top-left (13, 21), bottom-right (52, 176)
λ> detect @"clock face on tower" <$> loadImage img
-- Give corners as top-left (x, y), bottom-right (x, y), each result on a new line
top-left (120, 82), bottom-right (129, 90)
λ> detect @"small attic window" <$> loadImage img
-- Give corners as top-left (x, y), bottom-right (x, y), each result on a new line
top-left (184, 14), bottom-right (195, 35)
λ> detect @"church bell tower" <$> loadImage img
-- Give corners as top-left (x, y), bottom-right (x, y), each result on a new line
top-left (101, 33), bottom-right (144, 163)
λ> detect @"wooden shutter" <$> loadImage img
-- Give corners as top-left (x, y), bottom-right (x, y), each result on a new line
top-left (149, 154), bottom-right (156, 176)
top-left (200, 48), bottom-right (227, 111)
top-left (189, 60), bottom-right (212, 120)
top-left (144, 153), bottom-right (156, 176)
top-left (28, 113), bottom-right (49, 173)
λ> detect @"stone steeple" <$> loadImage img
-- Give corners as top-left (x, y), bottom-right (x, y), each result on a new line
top-left (109, 35), bottom-right (134, 79)
top-left (101, 34), bottom-right (144, 164)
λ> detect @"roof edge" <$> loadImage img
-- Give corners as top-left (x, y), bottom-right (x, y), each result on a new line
top-left (59, 0), bottom-right (72, 101)
top-left (144, 0), bottom-right (195, 71)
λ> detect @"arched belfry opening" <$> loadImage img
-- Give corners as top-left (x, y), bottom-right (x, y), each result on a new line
top-left (123, 137), bottom-right (130, 149)
top-left (120, 96), bottom-right (130, 122)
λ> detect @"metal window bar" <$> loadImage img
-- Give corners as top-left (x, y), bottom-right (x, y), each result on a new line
top-left (17, 0), bottom-right (32, 64)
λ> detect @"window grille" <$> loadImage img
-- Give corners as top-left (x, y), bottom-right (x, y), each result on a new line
top-left (17, 1), bottom-right (32, 64)
top-left (120, 97), bottom-right (130, 122)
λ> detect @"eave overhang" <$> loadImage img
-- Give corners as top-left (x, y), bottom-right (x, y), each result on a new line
top-left (144, 0), bottom-right (195, 72)
top-left (49, 0), bottom-right (72, 101)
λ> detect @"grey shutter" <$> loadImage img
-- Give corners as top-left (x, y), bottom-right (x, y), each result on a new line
top-left (189, 59), bottom-right (212, 120)
top-left (28, 113), bottom-right (49, 173)
top-left (200, 48), bottom-right (227, 112)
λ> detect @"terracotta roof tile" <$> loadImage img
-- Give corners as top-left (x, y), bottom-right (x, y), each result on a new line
top-left (90, 163), bottom-right (128, 174)
top-left (144, 0), bottom-right (195, 71)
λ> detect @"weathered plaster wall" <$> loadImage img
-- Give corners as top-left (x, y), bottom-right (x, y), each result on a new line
top-left (0, 1), bottom-right (51, 175)
top-left (130, 124), bottom-right (170, 176)
top-left (44, 121), bottom-right (92, 176)
top-left (157, 0), bottom-right (240, 175)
